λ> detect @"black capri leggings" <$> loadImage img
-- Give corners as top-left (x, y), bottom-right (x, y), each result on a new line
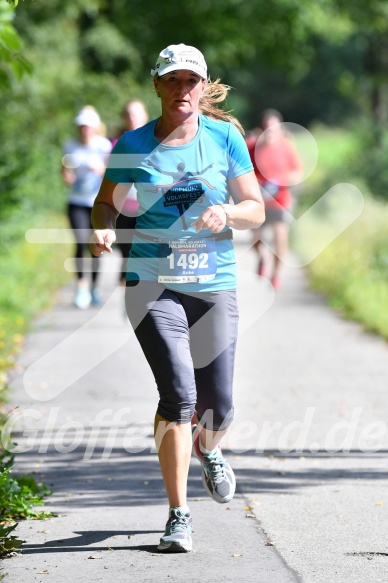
top-left (125, 281), bottom-right (238, 431)
top-left (67, 203), bottom-right (99, 282)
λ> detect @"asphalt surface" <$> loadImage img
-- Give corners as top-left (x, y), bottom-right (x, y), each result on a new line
top-left (2, 231), bottom-right (388, 583)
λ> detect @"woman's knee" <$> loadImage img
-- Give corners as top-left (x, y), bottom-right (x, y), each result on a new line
top-left (196, 406), bottom-right (234, 431)
top-left (157, 401), bottom-right (196, 425)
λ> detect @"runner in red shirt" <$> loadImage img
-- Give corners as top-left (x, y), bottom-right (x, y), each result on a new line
top-left (246, 109), bottom-right (303, 289)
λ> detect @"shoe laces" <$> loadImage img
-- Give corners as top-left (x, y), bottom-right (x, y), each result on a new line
top-left (167, 510), bottom-right (191, 534)
top-left (202, 448), bottom-right (227, 484)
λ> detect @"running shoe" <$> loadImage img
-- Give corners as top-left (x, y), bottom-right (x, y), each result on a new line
top-left (192, 427), bottom-right (236, 504)
top-left (91, 287), bottom-right (102, 305)
top-left (74, 288), bottom-right (91, 310)
top-left (257, 258), bottom-right (268, 278)
top-left (271, 275), bottom-right (282, 290)
top-left (157, 508), bottom-right (193, 553)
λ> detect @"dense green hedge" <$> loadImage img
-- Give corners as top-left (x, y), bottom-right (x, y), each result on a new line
top-left (293, 126), bottom-right (388, 340)
top-left (0, 213), bottom-right (71, 403)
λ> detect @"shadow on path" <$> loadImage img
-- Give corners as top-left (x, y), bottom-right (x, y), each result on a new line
top-left (14, 445), bottom-right (388, 508)
top-left (18, 529), bottom-right (163, 556)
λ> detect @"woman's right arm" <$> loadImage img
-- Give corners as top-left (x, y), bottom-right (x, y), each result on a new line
top-left (90, 177), bottom-right (133, 256)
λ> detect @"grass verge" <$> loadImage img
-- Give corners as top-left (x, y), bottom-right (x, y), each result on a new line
top-left (0, 210), bottom-right (71, 559)
top-left (294, 196), bottom-right (388, 339)
top-left (0, 212), bottom-right (72, 404)
top-left (293, 125), bottom-right (388, 340)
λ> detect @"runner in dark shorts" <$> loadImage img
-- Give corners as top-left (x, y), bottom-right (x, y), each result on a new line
top-left (90, 43), bottom-right (265, 553)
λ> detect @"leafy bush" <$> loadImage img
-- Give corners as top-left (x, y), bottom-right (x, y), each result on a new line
top-left (0, 448), bottom-right (53, 557)
top-left (349, 125), bottom-right (388, 203)
top-left (0, 210), bottom-right (67, 557)
top-left (0, 458), bottom-right (52, 520)
top-left (0, 211), bottom-right (72, 404)
top-left (294, 170), bottom-right (388, 340)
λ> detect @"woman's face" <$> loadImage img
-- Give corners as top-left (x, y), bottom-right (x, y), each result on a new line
top-left (262, 116), bottom-right (283, 142)
top-left (154, 70), bottom-right (206, 117)
top-left (78, 124), bottom-right (98, 142)
top-left (124, 102), bottom-right (148, 131)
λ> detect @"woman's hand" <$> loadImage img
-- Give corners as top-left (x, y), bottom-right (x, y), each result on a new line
top-left (192, 204), bottom-right (227, 234)
top-left (89, 229), bottom-right (116, 256)
top-left (61, 167), bottom-right (76, 186)
top-left (90, 178), bottom-right (128, 256)
top-left (88, 159), bottom-right (106, 176)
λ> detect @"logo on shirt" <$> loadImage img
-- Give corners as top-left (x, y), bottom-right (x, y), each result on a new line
top-left (146, 161), bottom-right (215, 229)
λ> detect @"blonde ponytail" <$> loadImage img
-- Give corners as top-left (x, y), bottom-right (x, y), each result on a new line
top-left (199, 79), bottom-right (245, 135)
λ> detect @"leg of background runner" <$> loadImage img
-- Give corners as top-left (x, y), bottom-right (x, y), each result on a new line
top-left (272, 220), bottom-right (289, 281)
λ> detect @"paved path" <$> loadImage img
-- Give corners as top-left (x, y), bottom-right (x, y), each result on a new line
top-left (2, 232), bottom-right (388, 582)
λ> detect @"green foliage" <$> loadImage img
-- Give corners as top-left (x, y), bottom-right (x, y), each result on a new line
top-left (0, 214), bottom-right (71, 374)
top-left (293, 125), bottom-right (388, 340)
top-left (80, 17), bottom-right (141, 74)
top-left (0, 215), bottom-right (66, 561)
top-left (0, 212), bottom-right (71, 410)
top-left (2, 0), bottom-right (388, 128)
top-left (0, 3), bottom-right (159, 223)
top-left (8, 0), bottom-right (370, 128)
top-left (346, 121), bottom-right (388, 202)
top-left (294, 123), bottom-right (361, 213)
top-left (0, 460), bottom-right (52, 521)
top-left (0, 522), bottom-right (23, 556)
top-left (0, 1), bottom-right (31, 88)
top-left (0, 448), bottom-right (54, 557)
top-left (299, 198), bottom-right (388, 339)
top-left (0, 0), bottom-right (384, 226)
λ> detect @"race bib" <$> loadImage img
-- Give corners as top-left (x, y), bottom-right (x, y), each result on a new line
top-left (158, 238), bottom-right (217, 284)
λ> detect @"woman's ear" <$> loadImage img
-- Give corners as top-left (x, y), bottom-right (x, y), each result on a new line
top-left (154, 77), bottom-right (160, 97)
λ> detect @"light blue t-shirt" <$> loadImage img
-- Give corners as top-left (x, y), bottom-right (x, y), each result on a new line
top-left (63, 135), bottom-right (112, 208)
top-left (105, 114), bottom-right (253, 292)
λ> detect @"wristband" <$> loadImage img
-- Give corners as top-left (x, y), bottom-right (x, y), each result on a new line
top-left (219, 204), bottom-right (230, 221)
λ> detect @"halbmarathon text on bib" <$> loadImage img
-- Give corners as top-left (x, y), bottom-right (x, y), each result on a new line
top-left (158, 238), bottom-right (217, 284)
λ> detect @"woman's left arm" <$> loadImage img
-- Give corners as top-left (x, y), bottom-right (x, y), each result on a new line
top-left (225, 170), bottom-right (265, 230)
top-left (193, 170), bottom-right (265, 233)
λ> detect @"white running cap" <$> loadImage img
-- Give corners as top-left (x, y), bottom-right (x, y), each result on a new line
top-left (151, 43), bottom-right (207, 79)
top-left (74, 108), bottom-right (101, 128)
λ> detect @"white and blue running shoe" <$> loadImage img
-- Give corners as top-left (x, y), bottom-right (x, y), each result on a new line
top-left (157, 507), bottom-right (193, 553)
top-left (192, 426), bottom-right (236, 504)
